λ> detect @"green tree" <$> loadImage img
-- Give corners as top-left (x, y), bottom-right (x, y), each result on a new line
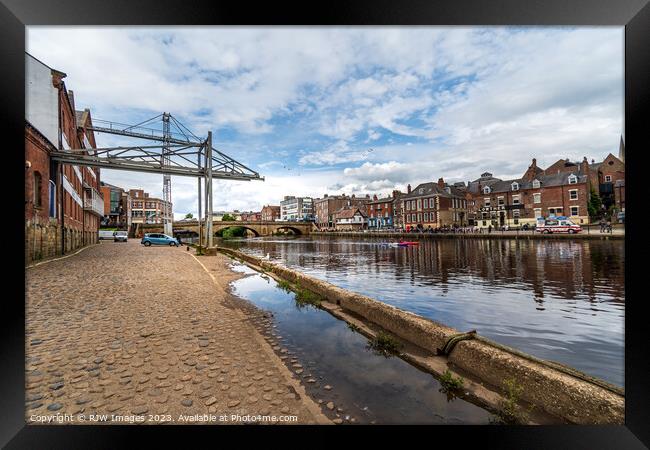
top-left (588, 186), bottom-right (602, 219)
top-left (184, 212), bottom-right (193, 219)
top-left (221, 213), bottom-right (235, 221)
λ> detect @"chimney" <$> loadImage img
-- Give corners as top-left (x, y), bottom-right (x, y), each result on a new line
top-left (437, 177), bottom-right (445, 188)
top-left (407, 184), bottom-right (411, 194)
top-left (373, 194), bottom-right (378, 201)
top-left (592, 159), bottom-right (595, 164)
top-left (392, 190), bottom-right (400, 198)
top-left (581, 156), bottom-right (589, 175)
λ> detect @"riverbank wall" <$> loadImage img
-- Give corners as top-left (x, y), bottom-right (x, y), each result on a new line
top-left (217, 246), bottom-right (624, 425)
top-left (311, 231), bottom-right (623, 240)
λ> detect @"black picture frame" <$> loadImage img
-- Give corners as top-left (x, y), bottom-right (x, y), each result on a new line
top-left (2, 0), bottom-right (648, 447)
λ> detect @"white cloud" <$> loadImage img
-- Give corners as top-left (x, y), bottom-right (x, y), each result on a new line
top-left (27, 26), bottom-right (623, 214)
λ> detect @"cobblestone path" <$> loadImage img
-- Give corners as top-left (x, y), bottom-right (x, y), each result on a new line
top-left (25, 241), bottom-right (329, 425)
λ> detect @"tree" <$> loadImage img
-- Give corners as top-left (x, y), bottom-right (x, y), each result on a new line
top-left (184, 213), bottom-right (193, 219)
top-left (588, 186), bottom-right (602, 219)
top-left (222, 213), bottom-right (235, 221)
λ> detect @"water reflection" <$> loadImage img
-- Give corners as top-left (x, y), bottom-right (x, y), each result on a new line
top-left (223, 236), bottom-right (625, 387)
top-left (231, 271), bottom-right (492, 424)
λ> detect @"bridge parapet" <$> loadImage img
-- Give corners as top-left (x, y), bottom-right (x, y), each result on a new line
top-left (142, 220), bottom-right (314, 236)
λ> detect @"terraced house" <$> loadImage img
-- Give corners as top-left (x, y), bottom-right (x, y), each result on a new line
top-left (367, 191), bottom-right (401, 229)
top-left (466, 158), bottom-right (591, 228)
top-left (400, 178), bottom-right (468, 230)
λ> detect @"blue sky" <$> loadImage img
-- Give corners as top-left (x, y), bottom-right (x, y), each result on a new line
top-left (27, 27), bottom-right (623, 218)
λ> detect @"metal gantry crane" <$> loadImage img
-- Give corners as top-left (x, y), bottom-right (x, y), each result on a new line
top-left (51, 112), bottom-right (263, 248)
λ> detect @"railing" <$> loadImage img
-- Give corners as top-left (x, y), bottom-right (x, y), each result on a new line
top-left (83, 187), bottom-right (104, 217)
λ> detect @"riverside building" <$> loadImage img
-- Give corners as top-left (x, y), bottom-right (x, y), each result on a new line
top-left (399, 178), bottom-right (468, 230)
top-left (128, 189), bottom-right (172, 225)
top-left (280, 196), bottom-right (314, 221)
top-left (25, 53), bottom-right (102, 263)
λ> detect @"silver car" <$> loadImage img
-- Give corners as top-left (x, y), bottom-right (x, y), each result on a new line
top-left (113, 231), bottom-right (128, 242)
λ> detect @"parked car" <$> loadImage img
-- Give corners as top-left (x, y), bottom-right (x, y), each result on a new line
top-left (113, 231), bottom-right (128, 242)
top-left (140, 233), bottom-right (179, 247)
top-left (99, 230), bottom-right (117, 240)
top-left (535, 216), bottom-right (582, 234)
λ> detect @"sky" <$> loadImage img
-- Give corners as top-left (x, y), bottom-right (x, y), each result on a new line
top-left (26, 27), bottom-right (624, 219)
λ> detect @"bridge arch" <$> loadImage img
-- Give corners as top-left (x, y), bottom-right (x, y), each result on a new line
top-left (273, 226), bottom-right (303, 235)
top-left (214, 224), bottom-right (260, 238)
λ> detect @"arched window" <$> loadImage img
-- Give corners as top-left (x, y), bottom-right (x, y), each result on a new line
top-left (483, 186), bottom-right (491, 194)
top-left (568, 174), bottom-right (578, 184)
top-left (511, 182), bottom-right (519, 191)
top-left (33, 172), bottom-right (42, 207)
top-left (532, 179), bottom-right (541, 189)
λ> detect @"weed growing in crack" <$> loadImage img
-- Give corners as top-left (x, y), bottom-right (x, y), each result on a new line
top-left (366, 331), bottom-right (403, 358)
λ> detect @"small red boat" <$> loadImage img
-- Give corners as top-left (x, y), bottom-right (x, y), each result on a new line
top-left (397, 241), bottom-right (419, 246)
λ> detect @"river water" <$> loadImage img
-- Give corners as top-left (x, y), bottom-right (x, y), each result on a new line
top-left (222, 236), bottom-right (625, 388)
top-left (229, 263), bottom-right (493, 424)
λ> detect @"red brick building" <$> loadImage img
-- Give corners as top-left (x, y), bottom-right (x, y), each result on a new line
top-left (128, 189), bottom-right (172, 224)
top-left (367, 190), bottom-right (401, 229)
top-left (314, 194), bottom-right (371, 229)
top-left (25, 53), bottom-right (102, 263)
top-left (466, 158), bottom-right (591, 228)
top-left (241, 211), bottom-right (262, 221)
top-left (260, 205), bottom-right (280, 222)
top-left (399, 178), bottom-right (469, 230)
top-left (100, 182), bottom-right (132, 229)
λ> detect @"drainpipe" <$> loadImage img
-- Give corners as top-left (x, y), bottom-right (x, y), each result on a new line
top-left (58, 97), bottom-right (65, 255)
top-left (82, 166), bottom-right (85, 246)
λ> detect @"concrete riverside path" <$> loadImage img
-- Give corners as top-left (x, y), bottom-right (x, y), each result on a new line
top-left (25, 240), bottom-right (329, 425)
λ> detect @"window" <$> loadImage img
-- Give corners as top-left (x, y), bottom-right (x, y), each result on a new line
top-left (569, 190), bottom-right (578, 200)
top-left (411, 214), bottom-right (416, 222)
top-left (532, 179), bottom-right (541, 188)
top-left (533, 193), bottom-right (541, 204)
top-left (33, 172), bottom-right (42, 207)
top-left (483, 186), bottom-right (491, 194)
top-left (405, 201), bottom-right (410, 211)
top-left (411, 200), bottom-right (416, 210)
top-left (605, 175), bottom-right (612, 182)
top-left (511, 182), bottom-right (519, 191)
top-left (513, 209), bottom-right (520, 224)
top-left (548, 207), bottom-right (563, 216)
top-left (484, 198), bottom-right (491, 207)
top-left (417, 199), bottom-right (422, 210)
top-left (418, 213), bottom-right (422, 222)
top-left (534, 208), bottom-right (542, 218)
top-left (512, 195), bottom-right (520, 205)
top-left (419, 188), bottom-right (424, 194)
top-left (498, 196), bottom-right (504, 206)
top-left (570, 206), bottom-right (579, 216)
top-left (424, 212), bottom-right (429, 222)
top-left (423, 198), bottom-right (428, 209)
top-left (568, 174), bottom-right (578, 184)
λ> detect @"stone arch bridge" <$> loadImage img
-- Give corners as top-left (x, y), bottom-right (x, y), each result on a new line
top-left (140, 220), bottom-right (314, 237)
